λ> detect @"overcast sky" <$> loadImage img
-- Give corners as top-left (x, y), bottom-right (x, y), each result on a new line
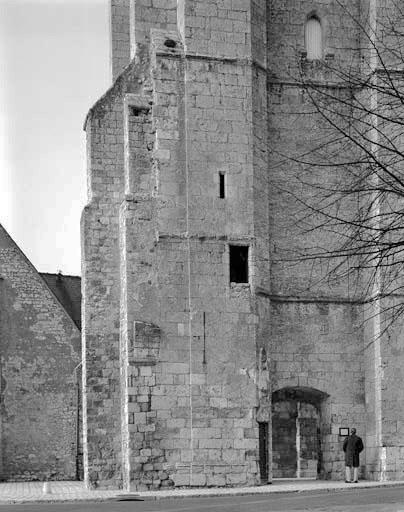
top-left (0, 0), bottom-right (110, 275)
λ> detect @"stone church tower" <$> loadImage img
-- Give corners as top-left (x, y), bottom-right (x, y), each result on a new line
top-left (82, 0), bottom-right (404, 490)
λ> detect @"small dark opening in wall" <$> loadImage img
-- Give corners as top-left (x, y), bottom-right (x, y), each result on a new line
top-left (230, 245), bottom-right (249, 283)
top-left (130, 106), bottom-right (149, 117)
top-left (219, 172), bottom-right (225, 198)
top-left (164, 39), bottom-right (177, 48)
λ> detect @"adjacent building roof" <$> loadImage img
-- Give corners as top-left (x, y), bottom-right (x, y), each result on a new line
top-left (40, 272), bottom-right (81, 330)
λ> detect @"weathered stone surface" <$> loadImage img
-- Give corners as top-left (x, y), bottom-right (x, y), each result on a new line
top-left (0, 225), bottom-right (81, 481)
top-left (83, 0), bottom-right (404, 489)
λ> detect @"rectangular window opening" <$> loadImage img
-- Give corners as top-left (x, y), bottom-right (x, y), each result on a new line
top-left (129, 106), bottom-right (149, 117)
top-left (229, 245), bottom-right (249, 283)
top-left (219, 172), bottom-right (225, 199)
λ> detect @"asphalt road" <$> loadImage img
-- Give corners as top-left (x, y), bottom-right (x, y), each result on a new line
top-left (1, 486), bottom-right (404, 512)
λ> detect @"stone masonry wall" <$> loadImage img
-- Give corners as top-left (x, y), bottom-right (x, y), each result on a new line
top-left (270, 300), bottom-right (366, 480)
top-left (132, 0), bottom-right (178, 53)
top-left (267, 0), bottom-right (361, 80)
top-left (150, 19), bottom-right (261, 486)
top-left (84, 0), bottom-right (272, 489)
top-left (251, 0), bottom-right (271, 469)
top-left (82, 58), bottom-right (151, 488)
top-left (110, 0), bottom-right (178, 81)
top-left (85, 0), bottom-right (404, 488)
top-left (110, 0), bottom-right (130, 81)
top-left (267, 0), bottom-right (369, 480)
top-left (362, 298), bottom-right (404, 481)
top-left (360, 70), bottom-right (404, 480)
top-left (267, 1), bottom-right (404, 482)
top-left (124, 25), bottom-right (263, 488)
top-left (0, 226), bottom-right (81, 481)
top-left (378, 303), bottom-right (404, 480)
top-left (178, 0), bottom-right (251, 58)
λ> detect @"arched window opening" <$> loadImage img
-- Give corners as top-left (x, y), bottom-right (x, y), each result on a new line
top-left (305, 16), bottom-right (322, 60)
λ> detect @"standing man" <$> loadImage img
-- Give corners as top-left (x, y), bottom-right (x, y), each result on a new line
top-left (343, 428), bottom-right (364, 483)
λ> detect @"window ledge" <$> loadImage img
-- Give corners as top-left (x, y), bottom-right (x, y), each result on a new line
top-left (230, 282), bottom-right (250, 289)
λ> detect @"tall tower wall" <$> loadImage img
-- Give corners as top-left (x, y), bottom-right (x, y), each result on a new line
top-left (83, 0), bottom-right (271, 489)
top-left (267, 0), bottom-right (368, 480)
top-left (267, 0), bottom-right (404, 481)
top-left (83, 0), bottom-right (404, 488)
top-left (110, 0), bottom-right (178, 81)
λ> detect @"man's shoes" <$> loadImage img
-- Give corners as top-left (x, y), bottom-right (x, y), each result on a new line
top-left (345, 480), bottom-right (351, 483)
top-left (353, 481), bottom-right (358, 483)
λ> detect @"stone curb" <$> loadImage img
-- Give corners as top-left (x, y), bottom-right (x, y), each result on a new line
top-left (135, 481), bottom-right (404, 501)
top-left (0, 481), bottom-right (403, 505)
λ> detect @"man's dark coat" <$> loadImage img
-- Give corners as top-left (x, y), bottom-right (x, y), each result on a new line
top-left (343, 434), bottom-right (364, 467)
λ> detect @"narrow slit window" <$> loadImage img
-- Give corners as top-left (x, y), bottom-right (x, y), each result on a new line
top-left (229, 245), bottom-right (249, 283)
top-left (219, 172), bottom-right (225, 198)
top-left (305, 16), bottom-right (322, 60)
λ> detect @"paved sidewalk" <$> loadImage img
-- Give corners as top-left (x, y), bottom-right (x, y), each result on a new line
top-left (0, 479), bottom-right (403, 504)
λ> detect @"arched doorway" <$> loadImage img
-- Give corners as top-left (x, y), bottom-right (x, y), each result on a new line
top-left (272, 387), bottom-right (328, 479)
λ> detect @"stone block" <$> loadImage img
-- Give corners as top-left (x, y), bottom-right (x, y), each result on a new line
top-left (226, 473), bottom-right (248, 485)
top-left (190, 473), bottom-right (207, 486)
top-left (172, 473), bottom-right (190, 486)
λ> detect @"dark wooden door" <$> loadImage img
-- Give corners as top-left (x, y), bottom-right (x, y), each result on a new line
top-left (259, 422), bottom-right (269, 482)
top-left (272, 416), bottom-right (297, 477)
